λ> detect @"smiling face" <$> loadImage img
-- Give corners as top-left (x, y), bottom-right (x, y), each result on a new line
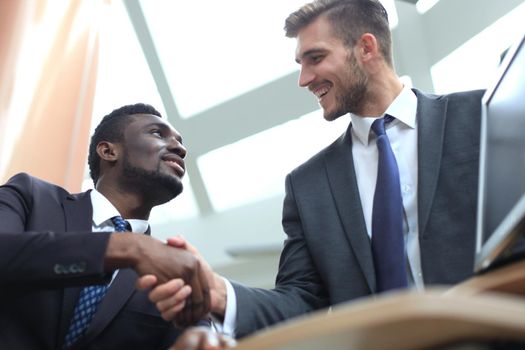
top-left (295, 15), bottom-right (369, 120)
top-left (119, 114), bottom-right (187, 205)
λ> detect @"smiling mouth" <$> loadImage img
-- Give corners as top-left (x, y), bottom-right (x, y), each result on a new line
top-left (161, 156), bottom-right (185, 177)
top-left (312, 84), bottom-right (331, 101)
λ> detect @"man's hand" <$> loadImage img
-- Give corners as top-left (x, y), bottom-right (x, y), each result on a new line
top-left (167, 236), bottom-right (227, 323)
top-left (168, 327), bottom-right (236, 350)
top-left (137, 236), bottom-right (227, 325)
top-left (105, 233), bottom-right (210, 325)
top-left (137, 277), bottom-right (192, 320)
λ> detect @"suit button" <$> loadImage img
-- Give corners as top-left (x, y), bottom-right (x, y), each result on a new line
top-left (54, 262), bottom-right (87, 274)
top-left (71, 262), bottom-right (87, 273)
top-left (54, 264), bottom-right (65, 274)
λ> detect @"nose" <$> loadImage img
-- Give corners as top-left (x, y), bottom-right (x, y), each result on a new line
top-left (168, 137), bottom-right (187, 159)
top-left (298, 65), bottom-right (315, 88)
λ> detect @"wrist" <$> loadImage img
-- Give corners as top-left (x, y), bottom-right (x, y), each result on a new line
top-left (211, 273), bottom-right (227, 317)
top-left (104, 233), bottom-right (142, 271)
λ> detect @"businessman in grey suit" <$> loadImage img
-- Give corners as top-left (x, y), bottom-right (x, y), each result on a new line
top-left (0, 103), bottom-right (210, 349)
top-left (144, 0), bottom-right (484, 340)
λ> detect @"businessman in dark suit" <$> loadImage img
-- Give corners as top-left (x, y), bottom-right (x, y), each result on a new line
top-left (0, 103), bottom-right (210, 349)
top-left (145, 0), bottom-right (484, 340)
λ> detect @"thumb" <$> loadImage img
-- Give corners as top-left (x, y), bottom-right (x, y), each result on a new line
top-left (167, 236), bottom-right (201, 257)
top-left (166, 235), bottom-right (187, 249)
top-left (136, 274), bottom-right (158, 290)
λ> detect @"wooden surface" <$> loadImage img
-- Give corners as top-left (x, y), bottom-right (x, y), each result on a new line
top-left (447, 259), bottom-right (525, 296)
top-left (234, 291), bottom-right (525, 350)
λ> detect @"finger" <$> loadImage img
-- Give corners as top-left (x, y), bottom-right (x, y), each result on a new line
top-left (197, 261), bottom-right (211, 315)
top-left (218, 334), bottom-right (237, 349)
top-left (160, 298), bottom-right (186, 321)
top-left (148, 279), bottom-right (185, 303)
top-left (166, 235), bottom-right (187, 249)
top-left (156, 285), bottom-right (192, 313)
top-left (168, 237), bottom-right (201, 257)
top-left (205, 331), bottom-right (221, 349)
top-left (184, 241), bottom-right (201, 257)
top-left (174, 306), bottom-right (192, 328)
top-left (189, 264), bottom-right (211, 324)
top-left (169, 328), bottom-right (207, 350)
top-left (182, 331), bottom-right (204, 350)
top-left (182, 297), bottom-right (194, 327)
top-left (136, 274), bottom-right (158, 290)
top-left (189, 269), bottom-right (205, 323)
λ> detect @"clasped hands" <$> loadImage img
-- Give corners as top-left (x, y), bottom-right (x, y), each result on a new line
top-left (105, 232), bottom-right (211, 326)
top-left (135, 236), bottom-right (234, 349)
top-left (130, 235), bottom-right (227, 328)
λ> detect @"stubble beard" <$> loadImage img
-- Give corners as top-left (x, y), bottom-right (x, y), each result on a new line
top-left (121, 153), bottom-right (183, 206)
top-left (324, 53), bottom-right (369, 121)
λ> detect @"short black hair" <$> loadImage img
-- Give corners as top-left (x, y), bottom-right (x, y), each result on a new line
top-left (88, 103), bottom-right (162, 186)
top-left (285, 0), bottom-right (393, 66)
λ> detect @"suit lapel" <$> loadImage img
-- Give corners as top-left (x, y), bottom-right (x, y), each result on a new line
top-left (324, 123), bottom-right (376, 292)
top-left (58, 191), bottom-right (94, 344)
top-left (77, 226), bottom-right (151, 346)
top-left (59, 191), bottom-right (147, 347)
top-left (414, 89), bottom-right (448, 237)
top-left (77, 269), bottom-right (137, 347)
top-left (321, 90), bottom-right (447, 292)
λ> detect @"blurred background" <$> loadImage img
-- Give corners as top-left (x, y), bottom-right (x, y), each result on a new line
top-left (1, 0), bottom-right (524, 288)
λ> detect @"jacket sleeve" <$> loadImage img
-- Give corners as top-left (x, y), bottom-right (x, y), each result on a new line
top-left (0, 173), bottom-right (112, 288)
top-left (233, 173), bottom-right (329, 338)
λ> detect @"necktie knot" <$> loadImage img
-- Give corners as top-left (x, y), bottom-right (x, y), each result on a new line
top-left (371, 115), bottom-right (395, 137)
top-left (372, 118), bottom-right (386, 137)
top-left (111, 216), bottom-right (130, 232)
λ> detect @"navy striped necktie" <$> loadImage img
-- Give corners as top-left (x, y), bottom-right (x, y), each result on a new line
top-left (371, 115), bottom-right (408, 292)
top-left (62, 216), bottom-right (130, 349)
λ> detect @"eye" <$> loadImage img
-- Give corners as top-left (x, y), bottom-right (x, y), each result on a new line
top-left (150, 129), bottom-right (162, 137)
top-left (310, 55), bottom-right (323, 64)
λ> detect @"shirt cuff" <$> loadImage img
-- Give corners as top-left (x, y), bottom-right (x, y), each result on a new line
top-left (211, 277), bottom-right (237, 337)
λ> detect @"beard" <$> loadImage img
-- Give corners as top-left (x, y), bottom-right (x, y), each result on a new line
top-left (121, 153), bottom-right (183, 205)
top-left (324, 52), bottom-right (369, 121)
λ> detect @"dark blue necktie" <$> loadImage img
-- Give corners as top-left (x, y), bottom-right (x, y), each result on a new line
top-left (371, 115), bottom-right (408, 292)
top-left (62, 216), bottom-right (130, 349)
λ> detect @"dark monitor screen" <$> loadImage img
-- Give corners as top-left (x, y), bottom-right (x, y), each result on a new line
top-left (475, 33), bottom-right (525, 273)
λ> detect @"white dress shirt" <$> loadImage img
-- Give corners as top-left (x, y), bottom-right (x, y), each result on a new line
top-left (90, 189), bottom-right (149, 283)
top-left (350, 85), bottom-right (423, 289)
top-left (220, 85), bottom-right (424, 335)
top-left (90, 189), bottom-right (149, 234)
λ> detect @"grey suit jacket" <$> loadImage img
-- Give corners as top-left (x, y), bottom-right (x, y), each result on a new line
top-left (232, 89), bottom-right (485, 337)
top-left (0, 173), bottom-right (180, 350)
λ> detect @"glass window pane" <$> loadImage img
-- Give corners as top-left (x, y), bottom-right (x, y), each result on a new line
top-left (140, 0), bottom-right (307, 118)
top-left (431, 3), bottom-right (525, 94)
top-left (198, 111), bottom-right (349, 211)
top-left (91, 0), bottom-right (166, 128)
top-left (140, 0), bottom-right (397, 118)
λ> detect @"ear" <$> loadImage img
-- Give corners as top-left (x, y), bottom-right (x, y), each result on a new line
top-left (96, 141), bottom-right (120, 163)
top-left (356, 33), bottom-right (380, 63)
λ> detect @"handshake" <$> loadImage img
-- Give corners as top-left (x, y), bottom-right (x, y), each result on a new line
top-left (104, 233), bottom-right (227, 328)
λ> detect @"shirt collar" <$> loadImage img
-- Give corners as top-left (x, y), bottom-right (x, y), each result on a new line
top-left (350, 85), bottom-right (418, 146)
top-left (90, 189), bottom-right (149, 234)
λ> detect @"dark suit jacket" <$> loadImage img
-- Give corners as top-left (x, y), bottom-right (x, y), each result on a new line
top-left (232, 89), bottom-right (485, 337)
top-left (0, 173), bottom-right (180, 350)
